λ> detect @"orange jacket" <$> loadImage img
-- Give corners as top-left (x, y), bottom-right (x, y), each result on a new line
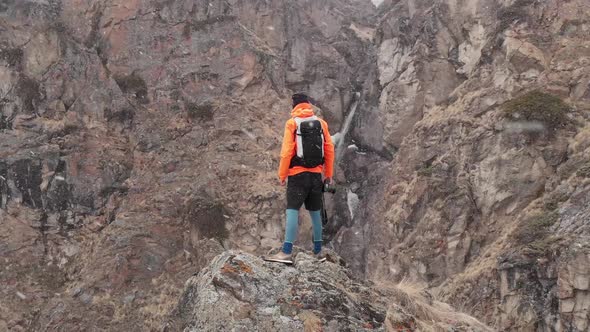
top-left (278, 103), bottom-right (335, 181)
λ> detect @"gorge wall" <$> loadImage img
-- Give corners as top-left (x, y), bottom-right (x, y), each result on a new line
top-left (1, 0), bottom-right (589, 331)
top-left (0, 0), bottom-right (377, 330)
top-left (339, 0), bottom-right (590, 330)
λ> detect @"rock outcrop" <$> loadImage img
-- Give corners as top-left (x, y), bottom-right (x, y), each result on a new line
top-left (0, 0), bottom-right (378, 330)
top-left (165, 250), bottom-right (491, 331)
top-left (333, 0), bottom-right (590, 330)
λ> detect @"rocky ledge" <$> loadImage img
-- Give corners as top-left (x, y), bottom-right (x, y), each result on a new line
top-left (164, 250), bottom-right (491, 331)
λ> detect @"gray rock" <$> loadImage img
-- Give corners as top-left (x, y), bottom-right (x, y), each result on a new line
top-left (167, 251), bottom-right (389, 331)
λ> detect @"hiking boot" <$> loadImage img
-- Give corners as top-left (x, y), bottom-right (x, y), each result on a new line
top-left (264, 251), bottom-right (293, 264)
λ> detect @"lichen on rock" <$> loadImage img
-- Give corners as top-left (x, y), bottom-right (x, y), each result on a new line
top-left (165, 250), bottom-right (490, 332)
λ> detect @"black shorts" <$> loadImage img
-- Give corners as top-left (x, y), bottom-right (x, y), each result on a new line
top-left (287, 172), bottom-right (323, 211)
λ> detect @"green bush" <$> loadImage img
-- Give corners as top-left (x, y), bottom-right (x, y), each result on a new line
top-left (511, 210), bottom-right (563, 256)
top-left (577, 162), bottom-right (590, 178)
top-left (417, 165), bottom-right (434, 177)
top-left (527, 236), bottom-right (563, 256)
top-left (511, 211), bottom-right (558, 245)
top-left (543, 190), bottom-right (570, 211)
top-left (503, 90), bottom-right (570, 131)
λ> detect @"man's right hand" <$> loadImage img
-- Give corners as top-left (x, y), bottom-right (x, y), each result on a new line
top-left (280, 178), bottom-right (287, 186)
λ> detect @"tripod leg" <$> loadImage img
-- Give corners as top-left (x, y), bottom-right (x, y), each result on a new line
top-left (321, 192), bottom-right (329, 226)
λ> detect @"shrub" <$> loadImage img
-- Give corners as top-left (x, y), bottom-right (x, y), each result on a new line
top-left (527, 235), bottom-right (563, 256)
top-left (577, 162), bottom-right (590, 178)
top-left (416, 165), bottom-right (434, 177)
top-left (543, 190), bottom-right (570, 211)
top-left (511, 211), bottom-right (558, 245)
top-left (184, 201), bottom-right (229, 244)
top-left (503, 90), bottom-right (571, 132)
top-left (113, 72), bottom-right (148, 103)
top-left (511, 211), bottom-right (564, 256)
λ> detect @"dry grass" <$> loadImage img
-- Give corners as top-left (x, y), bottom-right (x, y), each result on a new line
top-left (377, 279), bottom-right (493, 332)
top-left (139, 274), bottom-right (184, 330)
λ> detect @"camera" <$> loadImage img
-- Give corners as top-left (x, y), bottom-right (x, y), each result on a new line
top-left (322, 180), bottom-right (336, 194)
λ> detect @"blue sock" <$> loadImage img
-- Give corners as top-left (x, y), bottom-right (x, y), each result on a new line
top-left (309, 210), bottom-right (322, 254)
top-left (282, 209), bottom-right (299, 254)
top-left (314, 241), bottom-right (322, 254)
top-left (282, 242), bottom-right (293, 255)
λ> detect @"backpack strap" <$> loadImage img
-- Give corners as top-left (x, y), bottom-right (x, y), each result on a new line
top-left (291, 116), bottom-right (324, 166)
top-left (293, 116), bottom-right (319, 152)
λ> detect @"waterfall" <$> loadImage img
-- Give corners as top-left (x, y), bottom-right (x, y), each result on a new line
top-left (335, 92), bottom-right (361, 163)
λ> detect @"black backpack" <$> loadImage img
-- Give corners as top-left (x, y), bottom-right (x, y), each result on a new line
top-left (290, 116), bottom-right (325, 168)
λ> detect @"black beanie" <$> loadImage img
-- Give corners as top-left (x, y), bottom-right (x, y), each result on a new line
top-left (292, 93), bottom-right (311, 107)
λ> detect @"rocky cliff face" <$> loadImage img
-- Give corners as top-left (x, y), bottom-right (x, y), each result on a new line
top-left (1, 0), bottom-right (589, 331)
top-left (0, 0), bottom-right (377, 330)
top-left (341, 0), bottom-right (590, 330)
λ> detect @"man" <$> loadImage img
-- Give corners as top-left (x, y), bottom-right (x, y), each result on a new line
top-left (265, 93), bottom-right (335, 264)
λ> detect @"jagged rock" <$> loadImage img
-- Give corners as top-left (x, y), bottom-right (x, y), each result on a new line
top-left (166, 250), bottom-right (490, 331)
top-left (558, 242), bottom-right (590, 332)
top-left (166, 251), bottom-right (390, 331)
